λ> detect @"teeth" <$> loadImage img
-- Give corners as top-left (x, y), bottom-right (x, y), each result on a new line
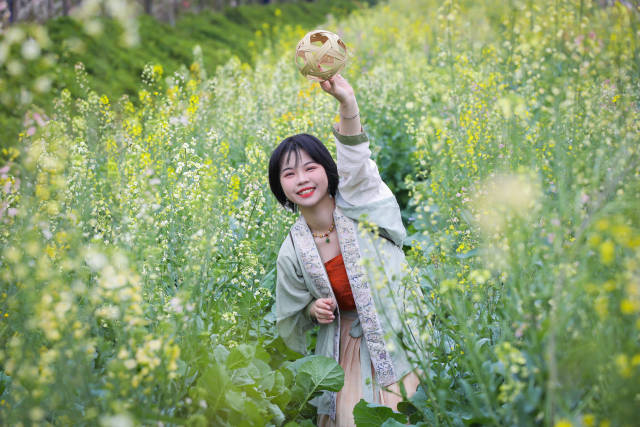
top-left (298, 188), bottom-right (314, 195)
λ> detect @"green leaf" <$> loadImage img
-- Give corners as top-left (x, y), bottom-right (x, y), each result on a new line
top-left (213, 344), bottom-right (230, 364)
top-left (270, 371), bottom-right (292, 408)
top-left (268, 336), bottom-right (304, 367)
top-left (409, 385), bottom-right (428, 407)
top-left (266, 402), bottom-right (286, 426)
top-left (198, 363), bottom-right (231, 412)
top-left (353, 399), bottom-right (407, 427)
top-left (226, 343), bottom-right (256, 370)
top-left (227, 397), bottom-right (267, 426)
top-left (254, 344), bottom-right (272, 363)
top-left (397, 400), bottom-right (417, 416)
top-left (224, 389), bottom-right (246, 412)
top-left (288, 355), bottom-right (344, 420)
top-left (230, 366), bottom-right (256, 386)
top-left (294, 355), bottom-right (344, 396)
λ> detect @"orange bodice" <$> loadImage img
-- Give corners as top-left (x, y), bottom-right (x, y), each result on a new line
top-left (324, 253), bottom-right (357, 311)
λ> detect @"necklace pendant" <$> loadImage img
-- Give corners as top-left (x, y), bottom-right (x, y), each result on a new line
top-left (326, 237), bottom-right (330, 243)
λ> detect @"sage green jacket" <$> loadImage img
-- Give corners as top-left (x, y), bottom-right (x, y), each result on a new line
top-left (275, 124), bottom-right (417, 419)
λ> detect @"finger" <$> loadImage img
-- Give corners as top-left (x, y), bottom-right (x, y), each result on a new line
top-left (318, 313), bottom-right (335, 322)
top-left (319, 314), bottom-right (335, 323)
top-left (319, 298), bottom-right (336, 311)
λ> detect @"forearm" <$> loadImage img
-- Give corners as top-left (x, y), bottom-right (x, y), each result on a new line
top-left (338, 97), bottom-right (362, 136)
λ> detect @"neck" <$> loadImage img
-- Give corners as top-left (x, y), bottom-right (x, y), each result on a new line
top-left (299, 194), bottom-right (335, 234)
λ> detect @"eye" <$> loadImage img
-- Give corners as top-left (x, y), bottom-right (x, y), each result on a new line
top-left (306, 166), bottom-right (317, 171)
top-left (283, 172), bottom-right (294, 177)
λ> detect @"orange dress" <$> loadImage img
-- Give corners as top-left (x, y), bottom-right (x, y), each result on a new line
top-left (319, 254), bottom-right (420, 427)
top-left (324, 253), bottom-right (356, 311)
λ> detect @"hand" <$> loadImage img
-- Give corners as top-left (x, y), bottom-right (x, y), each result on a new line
top-left (319, 74), bottom-right (356, 106)
top-left (309, 298), bottom-right (336, 324)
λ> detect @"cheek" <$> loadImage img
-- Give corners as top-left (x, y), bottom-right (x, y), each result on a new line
top-left (280, 178), bottom-right (294, 196)
top-left (313, 170), bottom-right (329, 186)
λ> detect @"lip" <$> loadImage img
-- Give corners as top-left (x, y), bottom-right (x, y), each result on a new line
top-left (297, 187), bottom-right (315, 198)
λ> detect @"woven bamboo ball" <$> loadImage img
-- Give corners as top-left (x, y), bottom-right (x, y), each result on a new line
top-left (295, 30), bottom-right (347, 81)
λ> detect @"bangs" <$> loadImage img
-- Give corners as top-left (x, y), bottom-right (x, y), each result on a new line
top-left (280, 144), bottom-right (303, 171)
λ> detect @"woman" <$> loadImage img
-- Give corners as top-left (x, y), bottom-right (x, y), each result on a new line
top-left (269, 74), bottom-right (420, 426)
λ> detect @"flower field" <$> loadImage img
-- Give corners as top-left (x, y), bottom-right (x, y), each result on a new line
top-left (1, 0), bottom-right (639, 425)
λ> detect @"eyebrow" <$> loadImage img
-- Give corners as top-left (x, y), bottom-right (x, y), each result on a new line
top-left (281, 161), bottom-right (316, 173)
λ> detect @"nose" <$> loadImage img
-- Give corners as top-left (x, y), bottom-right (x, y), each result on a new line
top-left (295, 170), bottom-right (310, 185)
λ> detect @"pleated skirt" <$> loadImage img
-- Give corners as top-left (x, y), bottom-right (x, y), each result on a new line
top-left (318, 311), bottom-right (421, 427)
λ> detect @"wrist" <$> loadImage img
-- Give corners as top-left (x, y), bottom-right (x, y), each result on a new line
top-left (306, 301), bottom-right (318, 324)
top-left (339, 97), bottom-right (358, 112)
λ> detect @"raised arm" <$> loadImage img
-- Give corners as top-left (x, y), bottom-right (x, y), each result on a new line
top-left (320, 74), bottom-right (361, 136)
top-left (320, 75), bottom-right (394, 206)
top-left (320, 75), bottom-right (406, 247)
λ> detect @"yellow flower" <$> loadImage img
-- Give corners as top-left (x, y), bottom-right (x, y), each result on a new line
top-left (274, 8), bottom-right (281, 16)
top-left (614, 354), bottom-right (632, 378)
top-left (554, 419), bottom-right (572, 427)
top-left (595, 218), bottom-right (609, 231)
top-left (599, 240), bottom-right (615, 265)
top-left (620, 299), bottom-right (636, 315)
top-left (138, 89), bottom-right (150, 103)
top-left (152, 64), bottom-right (163, 78)
top-left (582, 414), bottom-right (595, 427)
top-left (594, 295), bottom-right (608, 319)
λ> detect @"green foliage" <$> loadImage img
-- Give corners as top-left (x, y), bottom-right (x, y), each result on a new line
top-left (0, 0), bottom-right (639, 425)
top-left (0, 0), bottom-right (366, 152)
top-left (287, 355), bottom-right (345, 421)
top-left (353, 399), bottom-right (408, 426)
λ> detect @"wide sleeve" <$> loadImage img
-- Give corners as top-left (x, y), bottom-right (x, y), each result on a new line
top-left (275, 238), bottom-right (316, 355)
top-left (332, 123), bottom-right (407, 247)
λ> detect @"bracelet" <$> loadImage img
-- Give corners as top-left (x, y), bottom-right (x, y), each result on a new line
top-left (341, 111), bottom-right (360, 120)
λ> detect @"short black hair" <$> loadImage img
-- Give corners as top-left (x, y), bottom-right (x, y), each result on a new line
top-left (268, 133), bottom-right (338, 211)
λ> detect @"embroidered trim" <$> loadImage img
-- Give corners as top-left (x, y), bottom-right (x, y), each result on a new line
top-left (333, 207), bottom-right (397, 387)
top-left (290, 216), bottom-right (340, 419)
top-left (289, 207), bottom-right (398, 419)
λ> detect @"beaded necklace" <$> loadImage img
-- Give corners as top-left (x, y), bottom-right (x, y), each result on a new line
top-left (311, 221), bottom-right (335, 243)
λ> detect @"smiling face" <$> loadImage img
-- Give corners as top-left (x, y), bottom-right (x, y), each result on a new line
top-left (279, 149), bottom-right (330, 209)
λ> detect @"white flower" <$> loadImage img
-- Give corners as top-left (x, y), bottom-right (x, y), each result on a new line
top-left (169, 297), bottom-right (183, 313)
top-left (21, 39), bottom-right (41, 60)
top-left (100, 413), bottom-right (134, 427)
top-left (85, 248), bottom-right (107, 271)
